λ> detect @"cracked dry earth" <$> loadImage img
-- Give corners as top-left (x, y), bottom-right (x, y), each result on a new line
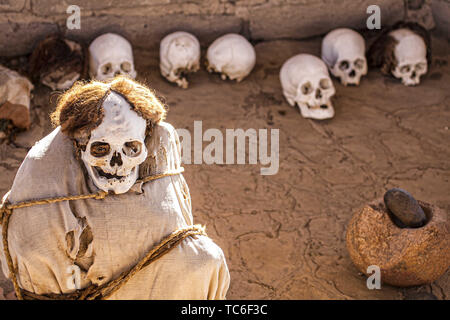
top-left (1, 35), bottom-right (449, 300)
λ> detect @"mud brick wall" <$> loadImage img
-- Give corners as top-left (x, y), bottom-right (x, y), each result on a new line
top-left (432, 0), bottom-right (450, 38)
top-left (0, 0), bottom-right (448, 57)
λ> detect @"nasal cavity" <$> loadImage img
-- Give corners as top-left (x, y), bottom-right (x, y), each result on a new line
top-left (349, 70), bottom-right (356, 78)
top-left (315, 89), bottom-right (322, 99)
top-left (411, 71), bottom-right (416, 78)
top-left (110, 152), bottom-right (123, 167)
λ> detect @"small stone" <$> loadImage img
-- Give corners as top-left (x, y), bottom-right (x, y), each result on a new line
top-left (384, 188), bottom-right (427, 228)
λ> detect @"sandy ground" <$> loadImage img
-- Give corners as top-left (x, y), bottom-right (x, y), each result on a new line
top-left (0, 34), bottom-right (449, 300)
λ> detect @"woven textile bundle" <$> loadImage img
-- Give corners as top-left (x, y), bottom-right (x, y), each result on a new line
top-left (0, 122), bottom-right (229, 299)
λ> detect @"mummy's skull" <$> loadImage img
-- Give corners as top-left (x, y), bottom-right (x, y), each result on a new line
top-left (89, 33), bottom-right (137, 81)
top-left (160, 31), bottom-right (200, 89)
top-left (390, 29), bottom-right (428, 86)
top-left (29, 36), bottom-right (84, 91)
top-left (81, 91), bottom-right (147, 194)
top-left (206, 33), bottom-right (256, 82)
top-left (321, 28), bottom-right (367, 86)
top-left (280, 54), bottom-right (335, 120)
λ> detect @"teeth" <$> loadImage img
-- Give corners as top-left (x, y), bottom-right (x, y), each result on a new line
top-left (94, 166), bottom-right (124, 180)
top-left (92, 166), bottom-right (136, 183)
top-left (306, 103), bottom-right (321, 110)
top-left (306, 101), bottom-right (332, 110)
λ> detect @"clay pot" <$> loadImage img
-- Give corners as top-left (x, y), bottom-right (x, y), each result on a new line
top-left (346, 198), bottom-right (449, 287)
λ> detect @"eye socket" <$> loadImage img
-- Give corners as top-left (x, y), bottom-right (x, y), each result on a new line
top-left (120, 62), bottom-right (132, 73)
top-left (174, 39), bottom-right (187, 48)
top-left (339, 60), bottom-right (350, 71)
top-left (101, 63), bottom-right (112, 75)
top-left (400, 65), bottom-right (411, 73)
top-left (319, 78), bottom-right (331, 90)
top-left (123, 141), bottom-right (142, 157)
top-left (175, 67), bottom-right (186, 77)
top-left (90, 142), bottom-right (110, 157)
top-left (354, 58), bottom-right (365, 70)
top-left (415, 63), bottom-right (426, 71)
top-left (301, 82), bottom-right (313, 95)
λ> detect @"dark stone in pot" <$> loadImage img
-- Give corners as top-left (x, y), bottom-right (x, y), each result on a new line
top-left (384, 188), bottom-right (427, 228)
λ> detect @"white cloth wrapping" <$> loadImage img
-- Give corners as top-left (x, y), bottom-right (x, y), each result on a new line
top-left (0, 122), bottom-right (229, 299)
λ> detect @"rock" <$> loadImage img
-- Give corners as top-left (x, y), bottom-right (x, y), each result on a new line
top-left (346, 198), bottom-right (450, 287)
top-left (0, 65), bottom-right (34, 130)
top-left (384, 188), bottom-right (427, 228)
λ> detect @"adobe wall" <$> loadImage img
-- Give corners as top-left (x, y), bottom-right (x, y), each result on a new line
top-left (0, 0), bottom-right (448, 57)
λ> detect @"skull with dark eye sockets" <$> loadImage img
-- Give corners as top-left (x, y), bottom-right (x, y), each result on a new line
top-left (89, 33), bottom-right (137, 81)
top-left (81, 91), bottom-right (147, 194)
top-left (160, 31), bottom-right (201, 89)
top-left (280, 54), bottom-right (336, 120)
top-left (321, 28), bottom-right (368, 86)
top-left (390, 29), bottom-right (428, 86)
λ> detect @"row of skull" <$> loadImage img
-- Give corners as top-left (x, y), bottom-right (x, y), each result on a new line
top-left (17, 26), bottom-right (430, 98)
top-left (280, 27), bottom-right (429, 120)
top-left (88, 28), bottom-right (428, 122)
top-left (0, 24), bottom-right (429, 132)
top-left (90, 32), bottom-right (256, 89)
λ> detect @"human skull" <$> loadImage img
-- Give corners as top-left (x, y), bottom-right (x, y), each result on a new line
top-left (81, 91), bottom-right (147, 194)
top-left (390, 28), bottom-right (428, 86)
top-left (280, 54), bottom-right (336, 120)
top-left (321, 28), bottom-right (367, 86)
top-left (29, 36), bottom-right (84, 91)
top-left (89, 33), bottom-right (137, 81)
top-left (206, 33), bottom-right (256, 82)
top-left (160, 31), bottom-right (200, 89)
